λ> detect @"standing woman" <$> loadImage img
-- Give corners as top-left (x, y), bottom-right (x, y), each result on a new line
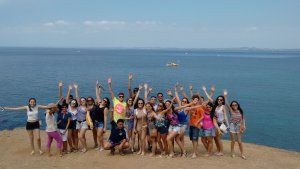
top-left (3, 98), bottom-right (55, 155)
top-left (212, 95), bottom-right (229, 156)
top-left (164, 98), bottom-right (187, 158)
top-left (145, 102), bottom-right (161, 157)
top-left (133, 98), bottom-right (147, 155)
top-left (224, 89), bottom-right (246, 159)
top-left (155, 102), bottom-right (169, 156)
top-left (90, 80), bottom-right (110, 151)
top-left (66, 85), bottom-right (79, 152)
top-left (125, 85), bottom-right (142, 152)
top-left (201, 102), bottom-right (218, 156)
top-left (73, 83), bottom-right (89, 153)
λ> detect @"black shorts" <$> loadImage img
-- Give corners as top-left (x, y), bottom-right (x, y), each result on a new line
top-left (68, 120), bottom-right (77, 130)
top-left (26, 121), bottom-right (40, 130)
top-left (157, 126), bottom-right (168, 135)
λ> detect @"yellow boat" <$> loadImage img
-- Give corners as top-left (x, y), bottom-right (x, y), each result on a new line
top-left (166, 62), bottom-right (179, 67)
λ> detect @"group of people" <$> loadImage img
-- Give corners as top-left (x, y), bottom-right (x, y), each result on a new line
top-left (1, 73), bottom-right (246, 159)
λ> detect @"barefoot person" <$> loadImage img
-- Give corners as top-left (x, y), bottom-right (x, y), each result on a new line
top-left (45, 103), bottom-right (63, 157)
top-left (212, 95), bottom-right (229, 156)
top-left (57, 103), bottom-right (71, 154)
top-left (224, 89), bottom-right (246, 159)
top-left (133, 98), bottom-right (147, 155)
top-left (201, 102), bottom-right (218, 156)
top-left (104, 119), bottom-right (129, 155)
top-left (3, 98), bottom-right (55, 155)
top-left (108, 77), bottom-right (126, 122)
top-left (73, 83), bottom-right (89, 153)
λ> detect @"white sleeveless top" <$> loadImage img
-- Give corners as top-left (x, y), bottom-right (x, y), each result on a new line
top-left (215, 105), bottom-right (225, 123)
top-left (68, 106), bottom-right (78, 120)
top-left (46, 113), bottom-right (57, 132)
top-left (27, 106), bottom-right (39, 122)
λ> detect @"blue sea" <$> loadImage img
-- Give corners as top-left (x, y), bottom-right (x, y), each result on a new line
top-left (0, 47), bottom-right (300, 152)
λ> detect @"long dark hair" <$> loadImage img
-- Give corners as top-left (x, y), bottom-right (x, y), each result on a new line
top-left (212, 95), bottom-right (225, 114)
top-left (103, 97), bottom-right (110, 108)
top-left (230, 100), bottom-right (244, 119)
top-left (165, 100), bottom-right (176, 114)
top-left (28, 98), bottom-right (36, 112)
top-left (206, 102), bottom-right (215, 120)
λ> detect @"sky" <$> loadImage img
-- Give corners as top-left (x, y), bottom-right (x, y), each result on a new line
top-left (0, 0), bottom-right (299, 49)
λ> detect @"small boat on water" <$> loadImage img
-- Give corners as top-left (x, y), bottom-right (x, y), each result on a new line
top-left (166, 62), bottom-right (179, 67)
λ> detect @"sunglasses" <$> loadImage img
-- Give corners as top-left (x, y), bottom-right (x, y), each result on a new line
top-left (87, 100), bottom-right (93, 102)
top-left (232, 104), bottom-right (238, 107)
top-left (103, 100), bottom-right (107, 102)
top-left (128, 100), bottom-right (132, 102)
top-left (138, 102), bottom-right (144, 104)
top-left (182, 100), bottom-right (187, 103)
top-left (119, 95), bottom-right (124, 98)
top-left (218, 99), bottom-right (223, 101)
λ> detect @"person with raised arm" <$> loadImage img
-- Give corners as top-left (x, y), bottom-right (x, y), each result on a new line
top-left (185, 95), bottom-right (205, 159)
top-left (45, 103), bottom-right (63, 157)
top-left (125, 84), bottom-right (142, 152)
top-left (89, 80), bottom-right (110, 151)
top-left (133, 97), bottom-right (147, 156)
top-left (56, 103), bottom-right (71, 154)
top-left (164, 97), bottom-right (187, 158)
top-left (155, 101), bottom-right (168, 156)
top-left (3, 98), bottom-right (56, 155)
top-left (73, 83), bottom-right (89, 153)
top-left (212, 94), bottom-right (229, 156)
top-left (174, 84), bottom-right (191, 152)
top-left (224, 89), bottom-right (246, 159)
top-left (65, 84), bottom-right (79, 152)
top-left (108, 77), bottom-right (126, 122)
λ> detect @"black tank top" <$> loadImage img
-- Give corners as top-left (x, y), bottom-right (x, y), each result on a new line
top-left (95, 107), bottom-right (105, 122)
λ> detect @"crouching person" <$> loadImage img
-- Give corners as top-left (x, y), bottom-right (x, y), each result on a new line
top-left (104, 119), bottom-right (129, 155)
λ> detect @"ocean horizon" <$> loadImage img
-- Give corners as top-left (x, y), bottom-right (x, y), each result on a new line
top-left (0, 47), bottom-right (299, 152)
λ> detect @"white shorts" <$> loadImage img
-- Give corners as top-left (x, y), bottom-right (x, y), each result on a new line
top-left (59, 129), bottom-right (68, 141)
top-left (179, 124), bottom-right (187, 134)
top-left (76, 121), bottom-right (88, 130)
top-left (168, 125), bottom-right (181, 133)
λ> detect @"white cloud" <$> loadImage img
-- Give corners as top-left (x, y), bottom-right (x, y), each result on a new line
top-left (43, 20), bottom-right (68, 27)
top-left (246, 26), bottom-right (258, 32)
top-left (135, 21), bottom-right (158, 26)
top-left (83, 20), bottom-right (126, 27)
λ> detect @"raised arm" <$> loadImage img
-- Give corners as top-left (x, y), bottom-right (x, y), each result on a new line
top-left (95, 80), bottom-right (101, 104)
top-left (160, 98), bottom-right (176, 115)
top-left (128, 73), bottom-right (133, 98)
top-left (223, 89), bottom-right (233, 113)
top-left (58, 80), bottom-right (63, 100)
top-left (174, 84), bottom-right (181, 107)
top-left (74, 83), bottom-right (80, 104)
top-left (146, 86), bottom-right (152, 101)
top-left (144, 83), bottom-right (148, 102)
top-left (66, 84), bottom-right (73, 103)
top-left (180, 84), bottom-right (189, 99)
top-left (223, 106), bottom-right (230, 127)
top-left (209, 85), bottom-right (215, 100)
top-left (133, 84), bottom-right (142, 105)
top-left (202, 85), bottom-right (213, 102)
top-left (189, 84), bottom-right (194, 98)
top-left (107, 77), bottom-right (115, 100)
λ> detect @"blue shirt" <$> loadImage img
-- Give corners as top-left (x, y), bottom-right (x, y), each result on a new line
top-left (57, 112), bottom-right (71, 129)
top-left (177, 110), bottom-right (188, 125)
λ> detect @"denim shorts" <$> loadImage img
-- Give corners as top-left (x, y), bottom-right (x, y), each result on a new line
top-left (201, 128), bottom-right (216, 137)
top-left (179, 124), bottom-right (187, 134)
top-left (76, 121), bottom-right (88, 129)
top-left (68, 120), bottom-right (77, 130)
top-left (157, 126), bottom-right (168, 134)
top-left (189, 126), bottom-right (200, 141)
top-left (94, 121), bottom-right (104, 129)
top-left (126, 120), bottom-right (134, 130)
top-left (230, 122), bottom-right (241, 133)
top-left (168, 125), bottom-right (181, 133)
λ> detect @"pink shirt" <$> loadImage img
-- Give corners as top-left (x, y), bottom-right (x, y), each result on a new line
top-left (202, 113), bottom-right (214, 129)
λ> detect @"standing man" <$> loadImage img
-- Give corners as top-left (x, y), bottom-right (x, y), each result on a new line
top-left (108, 77), bottom-right (127, 122)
